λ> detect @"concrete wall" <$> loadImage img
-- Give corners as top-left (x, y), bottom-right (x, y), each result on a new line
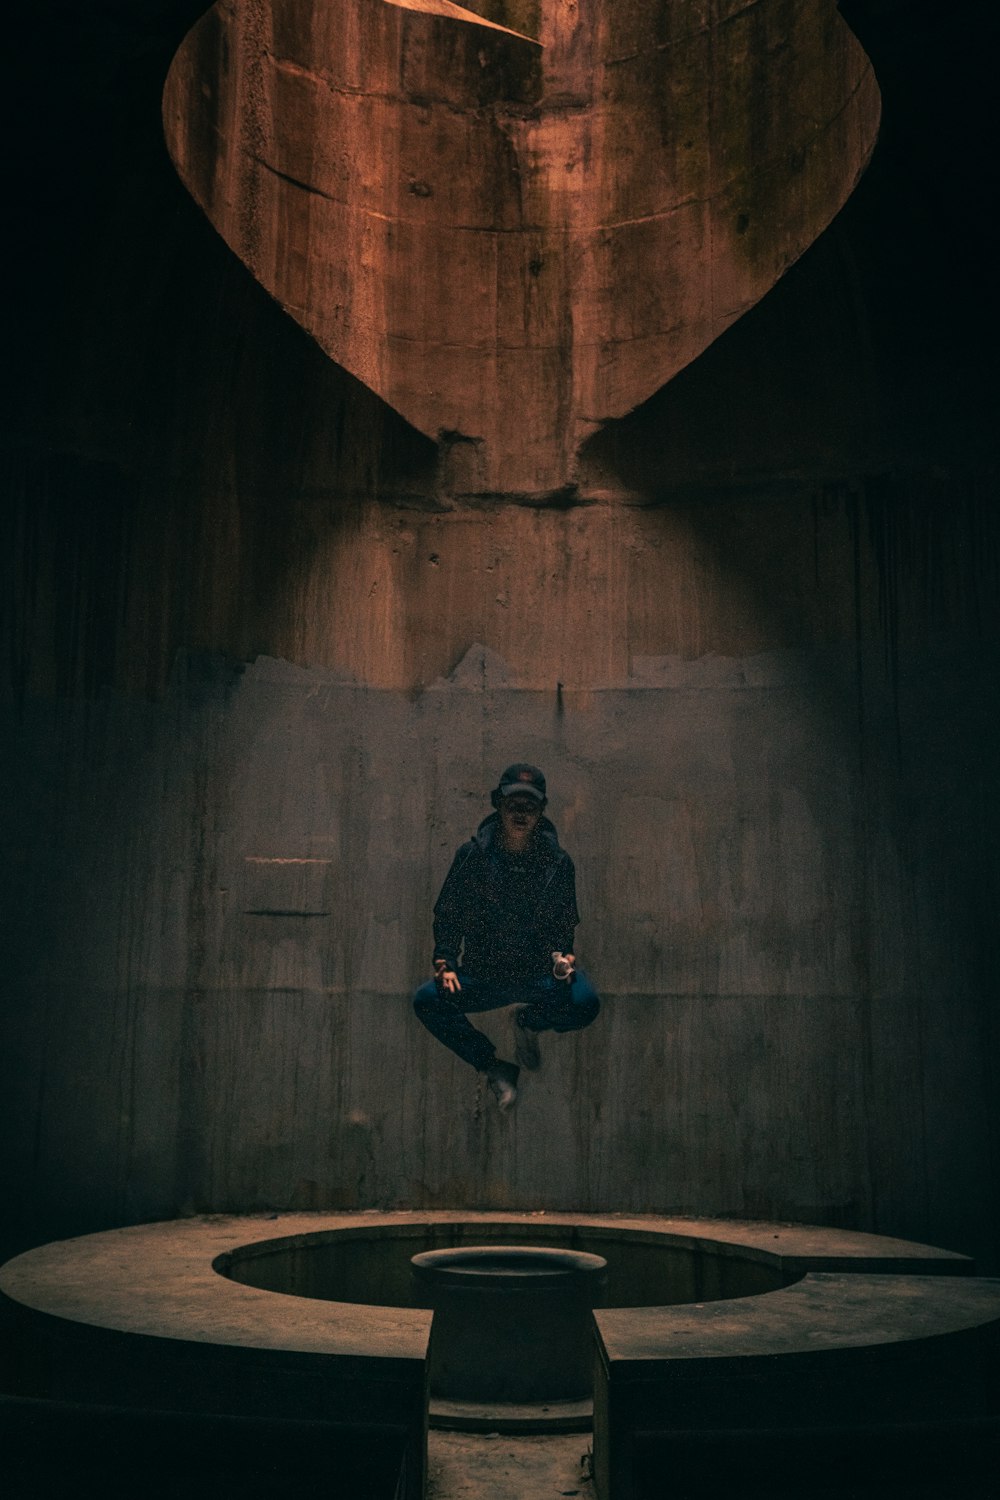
top-left (2, 2), bottom-right (998, 1269)
top-left (3, 491), bottom-right (997, 1265)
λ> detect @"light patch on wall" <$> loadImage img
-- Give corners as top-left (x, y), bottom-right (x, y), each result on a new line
top-left (242, 856), bottom-right (332, 916)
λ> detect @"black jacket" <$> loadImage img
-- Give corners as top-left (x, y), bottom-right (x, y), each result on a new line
top-left (432, 813), bottom-right (579, 981)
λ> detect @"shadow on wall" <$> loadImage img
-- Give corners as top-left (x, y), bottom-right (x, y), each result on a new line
top-left (2, 210), bottom-right (437, 705)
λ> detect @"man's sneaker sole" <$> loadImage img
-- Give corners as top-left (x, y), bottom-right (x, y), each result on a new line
top-left (486, 1061), bottom-right (520, 1110)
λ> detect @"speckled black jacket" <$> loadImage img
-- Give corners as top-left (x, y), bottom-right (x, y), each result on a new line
top-left (432, 812), bottom-right (579, 981)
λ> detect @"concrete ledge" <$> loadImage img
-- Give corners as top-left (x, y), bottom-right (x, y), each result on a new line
top-left (0, 1211), bottom-right (984, 1496)
top-left (0, 1210), bottom-right (970, 1348)
top-left (595, 1271), bottom-right (1000, 1364)
top-left (594, 1272), bottom-right (1000, 1500)
top-left (0, 1214), bottom-right (437, 1500)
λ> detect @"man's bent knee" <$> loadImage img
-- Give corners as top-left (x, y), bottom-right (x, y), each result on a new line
top-left (569, 970), bottom-right (599, 1012)
top-left (566, 972), bottom-right (600, 1027)
top-left (570, 995), bottom-right (600, 1026)
top-left (413, 978), bottom-right (444, 1016)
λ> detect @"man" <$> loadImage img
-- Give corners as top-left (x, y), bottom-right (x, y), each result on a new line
top-left (412, 763), bottom-right (600, 1109)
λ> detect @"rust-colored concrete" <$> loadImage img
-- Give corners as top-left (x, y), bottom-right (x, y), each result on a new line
top-left (162, 0), bottom-right (880, 494)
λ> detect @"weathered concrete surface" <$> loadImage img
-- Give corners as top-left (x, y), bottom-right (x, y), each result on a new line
top-left (0, 1216), bottom-right (432, 1500)
top-left (1, 2), bottom-right (998, 1296)
top-left (2, 593), bottom-right (997, 1264)
top-left (3, 1214), bottom-right (995, 1497)
top-left (162, 0), bottom-right (879, 493)
top-left (1, 1216), bottom-right (431, 1356)
top-left (427, 1429), bottom-right (595, 1500)
top-left (594, 1273), bottom-right (1000, 1363)
top-left (0, 1213), bottom-right (970, 1344)
top-left (594, 1277), bottom-right (1000, 1499)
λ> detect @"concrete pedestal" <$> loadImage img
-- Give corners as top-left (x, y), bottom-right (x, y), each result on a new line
top-left (410, 1245), bottom-right (608, 1404)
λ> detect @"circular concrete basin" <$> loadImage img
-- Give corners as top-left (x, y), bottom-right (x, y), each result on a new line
top-left (0, 1213), bottom-right (982, 1437)
top-left (410, 1245), bottom-right (608, 1402)
top-left (213, 1215), bottom-right (804, 1309)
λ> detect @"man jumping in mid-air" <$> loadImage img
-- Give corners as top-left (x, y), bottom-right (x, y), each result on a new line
top-left (412, 763), bottom-right (600, 1110)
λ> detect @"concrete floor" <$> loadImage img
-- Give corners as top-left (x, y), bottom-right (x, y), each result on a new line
top-left (427, 1431), bottom-right (595, 1500)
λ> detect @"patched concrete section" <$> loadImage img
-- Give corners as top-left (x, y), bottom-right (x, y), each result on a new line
top-left (242, 856), bottom-right (333, 917)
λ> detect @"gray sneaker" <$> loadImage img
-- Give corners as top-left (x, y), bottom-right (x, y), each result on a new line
top-left (513, 1012), bottom-right (541, 1070)
top-left (485, 1060), bottom-right (519, 1110)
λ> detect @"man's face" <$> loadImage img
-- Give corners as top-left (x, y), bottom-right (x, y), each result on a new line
top-left (499, 794), bottom-right (543, 845)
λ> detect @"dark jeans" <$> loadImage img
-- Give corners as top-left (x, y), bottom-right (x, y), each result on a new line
top-left (412, 968), bottom-right (600, 1072)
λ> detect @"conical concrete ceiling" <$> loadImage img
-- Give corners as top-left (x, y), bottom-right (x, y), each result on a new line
top-left (163, 0), bottom-right (880, 495)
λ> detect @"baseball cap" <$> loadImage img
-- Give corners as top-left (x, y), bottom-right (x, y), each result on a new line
top-left (496, 763), bottom-right (547, 801)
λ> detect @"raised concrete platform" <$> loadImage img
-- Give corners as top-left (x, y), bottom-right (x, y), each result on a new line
top-left (0, 1214), bottom-right (436, 1500)
top-left (1, 1212), bottom-right (993, 1496)
top-left (2, 1209), bottom-right (968, 1339)
top-left (594, 1274), bottom-right (1000, 1499)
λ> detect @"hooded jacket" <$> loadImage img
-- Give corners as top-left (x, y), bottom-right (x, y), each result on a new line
top-left (432, 812), bottom-right (579, 981)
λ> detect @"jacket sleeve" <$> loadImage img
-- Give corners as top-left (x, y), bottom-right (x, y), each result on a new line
top-left (549, 854), bottom-right (580, 955)
top-left (431, 843), bottom-right (475, 971)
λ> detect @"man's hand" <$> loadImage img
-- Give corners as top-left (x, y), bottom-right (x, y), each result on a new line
top-left (434, 959), bottom-right (462, 993)
top-left (552, 951), bottom-right (576, 981)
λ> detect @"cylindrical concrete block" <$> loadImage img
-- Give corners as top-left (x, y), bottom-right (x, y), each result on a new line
top-left (410, 1245), bottom-right (608, 1402)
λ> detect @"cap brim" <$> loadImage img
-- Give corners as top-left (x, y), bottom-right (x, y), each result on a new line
top-left (499, 784), bottom-right (545, 801)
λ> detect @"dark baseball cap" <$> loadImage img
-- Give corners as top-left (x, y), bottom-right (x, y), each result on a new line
top-left (496, 763), bottom-right (547, 801)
